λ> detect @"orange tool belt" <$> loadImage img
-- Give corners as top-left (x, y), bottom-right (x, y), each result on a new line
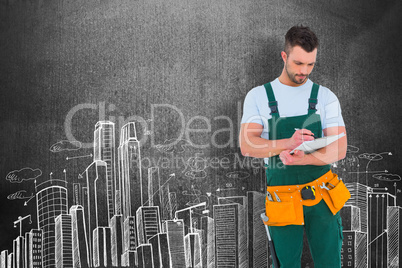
top-left (263, 170), bottom-right (351, 226)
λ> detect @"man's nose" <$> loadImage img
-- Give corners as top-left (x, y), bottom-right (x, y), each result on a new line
top-left (300, 65), bottom-right (308, 74)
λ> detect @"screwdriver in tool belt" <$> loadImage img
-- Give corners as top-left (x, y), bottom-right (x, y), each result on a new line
top-left (267, 191), bottom-right (274, 201)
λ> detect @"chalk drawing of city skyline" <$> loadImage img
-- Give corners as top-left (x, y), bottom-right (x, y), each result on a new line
top-left (1, 120), bottom-right (401, 268)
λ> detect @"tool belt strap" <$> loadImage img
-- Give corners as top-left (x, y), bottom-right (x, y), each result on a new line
top-left (263, 170), bottom-right (351, 226)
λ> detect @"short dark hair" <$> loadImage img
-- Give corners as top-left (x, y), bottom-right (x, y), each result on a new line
top-left (284, 25), bottom-right (319, 54)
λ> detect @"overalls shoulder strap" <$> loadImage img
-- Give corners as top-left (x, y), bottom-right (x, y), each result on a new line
top-left (263, 82), bottom-right (279, 117)
top-left (308, 83), bottom-right (320, 114)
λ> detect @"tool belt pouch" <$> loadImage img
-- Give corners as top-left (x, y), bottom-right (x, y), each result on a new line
top-left (265, 199), bottom-right (295, 226)
top-left (325, 180), bottom-right (351, 214)
top-left (264, 196), bottom-right (302, 226)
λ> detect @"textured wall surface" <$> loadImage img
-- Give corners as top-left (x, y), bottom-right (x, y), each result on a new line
top-left (1, 0), bottom-right (401, 266)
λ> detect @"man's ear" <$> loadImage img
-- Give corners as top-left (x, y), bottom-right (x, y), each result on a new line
top-left (281, 51), bottom-right (287, 63)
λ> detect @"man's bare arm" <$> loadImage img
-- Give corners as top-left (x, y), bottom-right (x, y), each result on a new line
top-left (239, 122), bottom-right (314, 158)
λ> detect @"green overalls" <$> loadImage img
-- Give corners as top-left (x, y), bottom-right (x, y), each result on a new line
top-left (264, 82), bottom-right (343, 268)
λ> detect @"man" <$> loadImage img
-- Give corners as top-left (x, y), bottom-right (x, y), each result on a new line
top-left (239, 25), bottom-right (347, 267)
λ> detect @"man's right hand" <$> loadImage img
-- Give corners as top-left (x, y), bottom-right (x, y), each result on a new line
top-left (286, 129), bottom-right (315, 150)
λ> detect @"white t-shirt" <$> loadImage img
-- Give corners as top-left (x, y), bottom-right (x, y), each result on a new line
top-left (241, 78), bottom-right (345, 162)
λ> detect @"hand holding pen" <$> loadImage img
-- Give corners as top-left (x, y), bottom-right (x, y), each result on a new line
top-left (285, 128), bottom-right (315, 151)
top-left (294, 128), bottom-right (315, 139)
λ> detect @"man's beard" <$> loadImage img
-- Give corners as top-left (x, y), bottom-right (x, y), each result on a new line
top-left (285, 64), bottom-right (308, 85)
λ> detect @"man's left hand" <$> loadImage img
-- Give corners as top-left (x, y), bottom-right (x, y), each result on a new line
top-left (279, 150), bottom-right (306, 165)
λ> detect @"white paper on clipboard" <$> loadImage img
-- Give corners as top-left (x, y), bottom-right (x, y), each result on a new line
top-left (290, 132), bottom-right (345, 154)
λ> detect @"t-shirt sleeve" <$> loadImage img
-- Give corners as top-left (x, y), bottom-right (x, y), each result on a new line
top-left (241, 89), bottom-right (264, 126)
top-left (322, 90), bottom-right (345, 129)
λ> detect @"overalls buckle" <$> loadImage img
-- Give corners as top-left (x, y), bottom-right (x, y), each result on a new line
top-left (268, 101), bottom-right (278, 114)
top-left (308, 98), bottom-right (318, 111)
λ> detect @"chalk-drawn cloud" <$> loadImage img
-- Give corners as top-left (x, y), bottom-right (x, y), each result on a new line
top-left (358, 153), bottom-right (383, 161)
top-left (185, 170), bottom-right (207, 179)
top-left (347, 145), bottom-right (359, 153)
top-left (373, 173), bottom-right (401, 182)
top-left (7, 190), bottom-right (33, 200)
top-left (50, 140), bottom-right (82, 153)
top-left (155, 139), bottom-right (193, 154)
top-left (225, 171), bottom-right (250, 179)
top-left (6, 168), bottom-right (42, 183)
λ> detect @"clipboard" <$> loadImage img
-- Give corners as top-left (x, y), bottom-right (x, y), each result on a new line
top-left (290, 132), bottom-right (345, 154)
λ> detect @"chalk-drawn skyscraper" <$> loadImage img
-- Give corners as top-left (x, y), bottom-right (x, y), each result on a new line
top-left (0, 250), bottom-right (8, 268)
top-left (110, 215), bottom-right (123, 267)
top-left (136, 206), bottom-right (161, 245)
top-left (184, 233), bottom-right (202, 268)
top-left (83, 159), bottom-right (108, 263)
top-left (214, 202), bottom-right (247, 267)
top-left (69, 205), bottom-right (90, 268)
top-left (387, 206), bottom-right (402, 267)
top-left (13, 236), bottom-right (24, 268)
top-left (55, 214), bottom-right (73, 268)
top-left (162, 219), bottom-right (186, 267)
top-left (341, 182), bottom-right (369, 267)
top-left (200, 216), bottom-right (215, 268)
top-left (340, 205), bottom-right (367, 268)
top-left (246, 191), bottom-right (268, 268)
top-left (94, 121), bottom-right (118, 221)
top-left (148, 233), bottom-right (170, 267)
top-left (368, 192), bottom-right (395, 268)
top-left (24, 229), bottom-right (43, 268)
top-left (160, 184), bottom-right (171, 221)
top-left (118, 122), bottom-right (143, 219)
top-left (148, 167), bottom-right (161, 207)
top-left (121, 216), bottom-right (137, 266)
top-left (92, 227), bottom-right (112, 267)
top-left (345, 183), bottom-right (369, 232)
top-left (36, 181), bottom-right (68, 268)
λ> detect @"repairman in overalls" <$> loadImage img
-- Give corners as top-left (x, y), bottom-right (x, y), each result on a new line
top-left (239, 25), bottom-right (348, 268)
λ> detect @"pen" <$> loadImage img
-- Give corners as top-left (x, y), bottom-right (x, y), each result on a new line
top-left (294, 128), bottom-right (315, 138)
